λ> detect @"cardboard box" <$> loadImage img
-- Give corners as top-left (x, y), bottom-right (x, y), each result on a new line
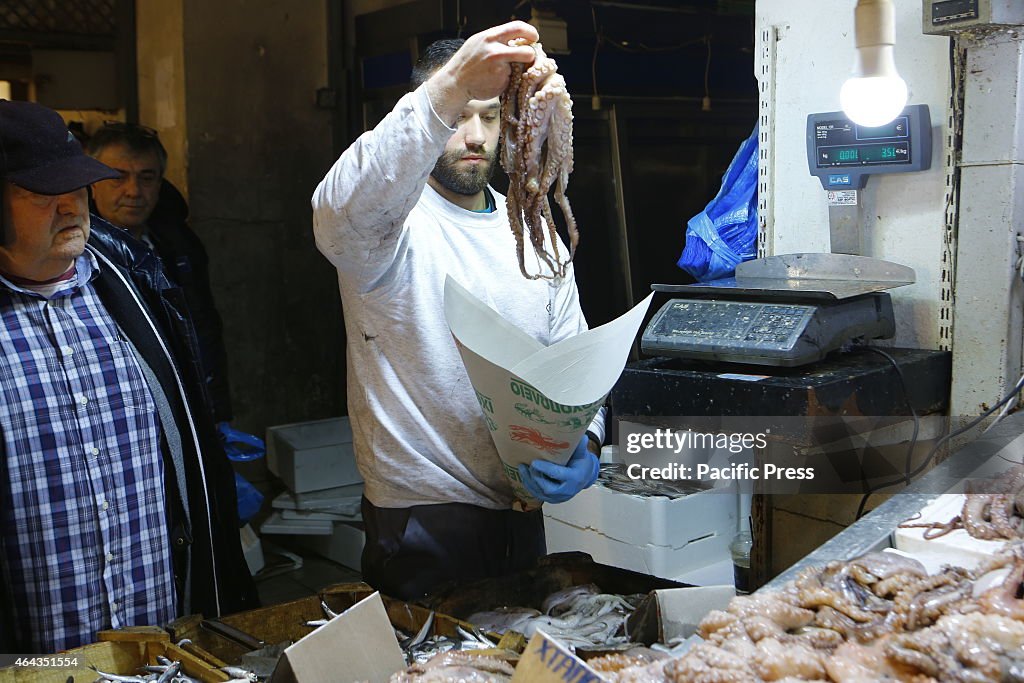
top-left (626, 585), bottom-right (736, 644)
top-left (542, 485), bottom-right (737, 580)
top-left (273, 592), bottom-right (404, 683)
top-left (266, 418), bottom-right (362, 494)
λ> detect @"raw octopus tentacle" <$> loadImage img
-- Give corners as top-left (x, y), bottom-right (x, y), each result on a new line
top-left (499, 40), bottom-right (576, 280)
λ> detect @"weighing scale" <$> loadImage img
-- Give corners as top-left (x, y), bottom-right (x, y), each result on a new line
top-left (641, 105), bottom-right (931, 367)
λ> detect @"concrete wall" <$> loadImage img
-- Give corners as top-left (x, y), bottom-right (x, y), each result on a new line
top-left (756, 0), bottom-right (952, 349)
top-left (136, 0), bottom-right (189, 194)
top-left (177, 0), bottom-right (345, 436)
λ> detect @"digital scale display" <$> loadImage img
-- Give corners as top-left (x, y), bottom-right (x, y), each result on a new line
top-left (806, 105), bottom-right (931, 190)
top-left (814, 116), bottom-right (910, 169)
top-left (821, 141), bottom-right (909, 166)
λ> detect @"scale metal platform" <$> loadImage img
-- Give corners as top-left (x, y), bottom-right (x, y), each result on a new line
top-left (641, 254), bottom-right (914, 367)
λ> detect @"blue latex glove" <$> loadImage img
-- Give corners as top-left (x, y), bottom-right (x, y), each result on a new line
top-left (517, 435), bottom-right (600, 504)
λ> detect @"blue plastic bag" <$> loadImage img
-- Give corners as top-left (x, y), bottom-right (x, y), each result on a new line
top-left (677, 124), bottom-right (759, 281)
top-left (234, 472), bottom-right (264, 525)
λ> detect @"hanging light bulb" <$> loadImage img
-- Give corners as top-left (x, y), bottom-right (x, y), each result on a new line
top-left (840, 0), bottom-right (908, 127)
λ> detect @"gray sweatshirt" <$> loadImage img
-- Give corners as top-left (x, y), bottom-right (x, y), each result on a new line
top-left (312, 84), bottom-right (604, 509)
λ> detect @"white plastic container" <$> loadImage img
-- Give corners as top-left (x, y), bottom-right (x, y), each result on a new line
top-left (297, 522), bottom-right (366, 571)
top-left (266, 417), bottom-right (362, 493)
top-left (543, 484), bottom-right (737, 580)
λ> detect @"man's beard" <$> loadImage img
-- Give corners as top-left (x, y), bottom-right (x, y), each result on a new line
top-left (430, 148), bottom-right (497, 196)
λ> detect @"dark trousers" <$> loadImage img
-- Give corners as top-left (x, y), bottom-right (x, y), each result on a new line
top-left (360, 496), bottom-right (546, 601)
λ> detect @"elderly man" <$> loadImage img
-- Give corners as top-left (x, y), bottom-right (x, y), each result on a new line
top-left (0, 100), bottom-right (256, 653)
top-left (86, 123), bottom-right (233, 425)
top-left (312, 22), bottom-right (604, 600)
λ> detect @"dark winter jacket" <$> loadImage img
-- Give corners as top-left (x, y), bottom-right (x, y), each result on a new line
top-left (0, 218), bottom-right (258, 651)
top-left (91, 180), bottom-right (234, 423)
top-left (87, 217), bottom-right (257, 615)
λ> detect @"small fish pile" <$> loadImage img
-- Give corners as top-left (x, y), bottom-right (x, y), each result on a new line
top-left (395, 611), bottom-right (499, 664)
top-left (304, 600), bottom-right (498, 666)
top-left (597, 463), bottom-right (709, 499)
top-left (467, 584), bottom-right (643, 651)
top-left (89, 654), bottom-right (257, 683)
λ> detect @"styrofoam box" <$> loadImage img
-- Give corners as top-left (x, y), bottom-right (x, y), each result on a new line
top-left (297, 522), bottom-right (365, 571)
top-left (260, 511), bottom-right (334, 535)
top-left (543, 484), bottom-right (737, 580)
top-left (266, 417), bottom-right (362, 494)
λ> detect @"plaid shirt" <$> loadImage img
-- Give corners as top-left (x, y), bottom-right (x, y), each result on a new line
top-left (0, 252), bottom-right (177, 652)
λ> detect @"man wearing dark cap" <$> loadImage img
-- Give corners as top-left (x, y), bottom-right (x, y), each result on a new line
top-left (0, 100), bottom-right (257, 653)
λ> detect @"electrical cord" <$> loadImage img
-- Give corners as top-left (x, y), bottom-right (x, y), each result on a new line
top-left (983, 369), bottom-right (1024, 436)
top-left (853, 347), bottom-right (919, 519)
top-left (856, 368), bottom-right (1024, 519)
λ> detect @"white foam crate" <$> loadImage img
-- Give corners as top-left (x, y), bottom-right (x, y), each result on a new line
top-left (543, 482), bottom-right (737, 549)
top-left (893, 493), bottom-right (1009, 571)
top-left (542, 484), bottom-right (737, 579)
top-left (266, 417), bottom-right (362, 494)
top-left (297, 522), bottom-right (365, 571)
top-left (259, 511), bottom-right (333, 535)
top-left (544, 515), bottom-right (732, 580)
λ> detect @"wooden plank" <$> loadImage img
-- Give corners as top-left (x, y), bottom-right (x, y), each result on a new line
top-left (0, 630), bottom-right (227, 683)
top-left (97, 625), bottom-right (169, 643)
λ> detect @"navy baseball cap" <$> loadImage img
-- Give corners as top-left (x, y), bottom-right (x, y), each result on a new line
top-left (0, 99), bottom-right (119, 195)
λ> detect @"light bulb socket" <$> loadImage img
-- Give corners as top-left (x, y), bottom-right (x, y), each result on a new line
top-left (854, 0), bottom-right (895, 49)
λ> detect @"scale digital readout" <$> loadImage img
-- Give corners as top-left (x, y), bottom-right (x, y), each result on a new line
top-left (807, 104), bottom-right (931, 190)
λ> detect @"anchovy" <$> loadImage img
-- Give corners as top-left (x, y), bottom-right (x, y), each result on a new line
top-left (597, 463), bottom-right (709, 498)
top-left (320, 599), bottom-right (339, 619)
top-left (399, 610), bottom-right (434, 651)
top-left (154, 661), bottom-right (180, 683)
top-left (220, 665), bottom-right (259, 682)
top-left (89, 666), bottom-right (147, 682)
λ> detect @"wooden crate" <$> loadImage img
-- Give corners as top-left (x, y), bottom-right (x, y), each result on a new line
top-left (166, 582), bottom-right (515, 668)
top-left (0, 626), bottom-right (229, 683)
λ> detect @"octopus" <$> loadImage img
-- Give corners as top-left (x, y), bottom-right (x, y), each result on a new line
top-left (500, 40), bottom-right (577, 280)
top-left (882, 612), bottom-right (1024, 681)
top-left (389, 651), bottom-right (514, 683)
top-left (597, 546), bottom-right (1024, 682)
top-left (588, 648), bottom-right (667, 677)
top-left (900, 466), bottom-right (1024, 541)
